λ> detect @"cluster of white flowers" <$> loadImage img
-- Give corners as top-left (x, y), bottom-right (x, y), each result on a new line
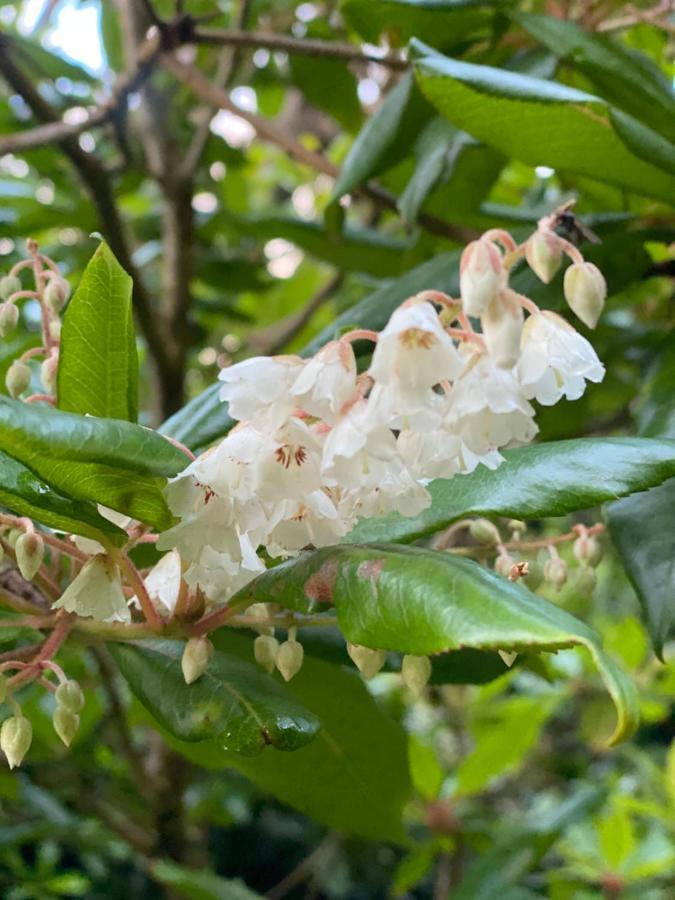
top-left (159, 213), bottom-right (606, 606)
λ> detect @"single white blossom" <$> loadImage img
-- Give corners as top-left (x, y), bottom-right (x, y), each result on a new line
top-left (53, 556), bottom-right (130, 623)
top-left (290, 340), bottom-right (357, 423)
top-left (218, 355), bottom-right (304, 427)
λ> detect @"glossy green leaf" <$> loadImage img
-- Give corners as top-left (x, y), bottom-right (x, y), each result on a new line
top-left (165, 632), bottom-right (412, 843)
top-left (234, 544), bottom-right (639, 745)
top-left (342, 0), bottom-right (494, 47)
top-left (110, 640), bottom-right (319, 755)
top-left (513, 12), bottom-right (675, 143)
top-left (0, 397), bottom-right (187, 529)
top-left (398, 117), bottom-right (457, 225)
top-left (0, 449), bottom-right (125, 544)
top-left (347, 438), bottom-right (675, 544)
top-left (151, 861), bottom-right (263, 900)
top-left (413, 49), bottom-right (675, 201)
top-left (58, 241), bottom-right (138, 422)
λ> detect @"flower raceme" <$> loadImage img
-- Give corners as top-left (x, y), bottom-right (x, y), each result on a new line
top-left (160, 215), bottom-right (606, 607)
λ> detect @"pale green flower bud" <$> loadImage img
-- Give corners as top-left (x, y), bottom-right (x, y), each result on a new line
top-left (276, 639), bottom-right (304, 682)
top-left (498, 650), bottom-right (518, 668)
top-left (254, 634), bottom-right (279, 674)
top-left (469, 518), bottom-right (500, 545)
top-left (55, 680), bottom-right (85, 713)
top-left (0, 275), bottom-right (21, 301)
top-left (525, 230), bottom-right (563, 284)
top-left (0, 302), bottom-right (19, 337)
top-left (181, 636), bottom-right (213, 685)
top-left (41, 352), bottom-right (59, 394)
top-left (347, 643), bottom-right (386, 680)
top-left (6, 360), bottom-right (31, 398)
top-left (563, 261), bottom-right (606, 329)
top-left (573, 534), bottom-right (602, 567)
top-left (401, 654), bottom-right (432, 698)
top-left (524, 559), bottom-right (544, 591)
top-left (44, 276), bottom-right (70, 311)
top-left (1, 715), bottom-right (32, 769)
top-left (6, 528), bottom-right (22, 548)
top-left (48, 319), bottom-right (62, 341)
top-left (15, 531), bottom-right (44, 581)
top-left (543, 556), bottom-right (567, 590)
top-left (53, 706), bottom-right (79, 747)
top-left (574, 565), bottom-right (597, 596)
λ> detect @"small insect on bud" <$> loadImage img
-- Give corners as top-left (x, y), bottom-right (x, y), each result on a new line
top-left (181, 636), bottom-right (214, 685)
top-left (55, 680), bottom-right (85, 714)
top-left (254, 634), bottom-right (279, 674)
top-left (15, 531), bottom-right (44, 582)
top-left (40, 352), bottom-right (59, 394)
top-left (276, 639), bottom-right (304, 682)
top-left (44, 276), bottom-right (70, 311)
top-left (573, 534), bottom-right (602, 568)
top-left (0, 274), bottom-right (21, 301)
top-left (459, 238), bottom-right (504, 317)
top-left (1, 715), bottom-right (32, 769)
top-left (494, 552), bottom-right (515, 578)
top-left (543, 556), bottom-right (568, 591)
top-left (525, 230), bottom-right (563, 284)
top-left (347, 643), bottom-right (386, 680)
top-left (53, 706), bottom-right (79, 747)
top-left (0, 302), bottom-right (19, 337)
top-left (6, 360), bottom-right (31, 399)
top-left (401, 654), bottom-right (432, 698)
top-left (563, 261), bottom-right (606, 329)
top-left (469, 518), bottom-right (501, 546)
top-left (508, 561), bottom-right (529, 582)
top-left (574, 565), bottom-right (597, 596)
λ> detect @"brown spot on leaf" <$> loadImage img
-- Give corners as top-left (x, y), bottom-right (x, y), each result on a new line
top-left (304, 559), bottom-right (338, 605)
top-left (260, 729), bottom-right (272, 746)
top-left (357, 559), bottom-right (385, 582)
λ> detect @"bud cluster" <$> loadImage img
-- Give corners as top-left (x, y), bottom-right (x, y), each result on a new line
top-left (158, 216), bottom-right (607, 613)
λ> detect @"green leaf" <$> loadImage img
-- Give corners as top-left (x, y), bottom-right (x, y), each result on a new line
top-left (513, 12), bottom-right (675, 143)
top-left (342, 0), bottom-right (494, 47)
top-left (398, 117), bottom-right (458, 225)
top-left (413, 49), bottom-right (675, 201)
top-left (0, 449), bottom-right (125, 544)
top-left (347, 437), bottom-right (675, 544)
top-left (151, 861), bottom-right (264, 900)
top-left (161, 251), bottom-right (461, 450)
top-left (290, 51), bottom-right (361, 132)
top-left (58, 241), bottom-right (138, 422)
top-left (165, 632), bottom-right (412, 843)
top-left (0, 398), bottom-right (187, 530)
top-left (234, 544), bottom-right (639, 745)
top-left (110, 640), bottom-right (319, 755)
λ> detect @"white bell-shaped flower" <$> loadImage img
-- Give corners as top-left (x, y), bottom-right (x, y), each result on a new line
top-left (290, 341), bottom-right (357, 423)
top-left (140, 549), bottom-right (183, 616)
top-left (53, 555), bottom-right (131, 623)
top-left (480, 291), bottom-right (524, 369)
top-left (265, 489), bottom-right (349, 556)
top-left (397, 426), bottom-right (462, 481)
top-left (251, 417), bottom-right (324, 502)
top-left (516, 311), bottom-right (605, 405)
top-left (185, 534), bottom-right (266, 604)
top-left (459, 238), bottom-right (505, 317)
top-left (218, 355), bottom-right (304, 427)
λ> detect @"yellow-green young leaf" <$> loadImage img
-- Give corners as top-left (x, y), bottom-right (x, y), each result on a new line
top-left (408, 735), bottom-right (444, 801)
top-left (233, 544), bottom-right (640, 746)
top-left (413, 49), bottom-right (675, 201)
top-left (58, 240), bottom-right (138, 422)
top-left (597, 806), bottom-right (636, 870)
top-left (0, 397), bottom-right (187, 530)
top-left (110, 640), bottom-right (319, 755)
top-left (0, 449), bottom-right (125, 545)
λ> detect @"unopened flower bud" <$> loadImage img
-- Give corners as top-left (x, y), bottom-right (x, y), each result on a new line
top-left (459, 238), bottom-right (504, 317)
top-left (53, 706), bottom-right (79, 747)
top-left (49, 319), bottom-right (62, 341)
top-left (481, 292), bottom-right (523, 368)
top-left (401, 654), bottom-right (432, 697)
top-left (508, 519), bottom-right (526, 538)
top-left (15, 531), bottom-right (44, 581)
top-left (543, 556), bottom-right (567, 590)
top-left (181, 636), bottom-right (213, 685)
top-left (6, 528), bottom-right (22, 548)
top-left (44, 276), bottom-right (70, 311)
top-left (1, 715), bottom-right (32, 769)
top-left (574, 565), bottom-right (597, 596)
top-left (563, 261), bottom-right (606, 329)
top-left (276, 639), bottom-right (304, 682)
top-left (55, 680), bottom-right (85, 713)
top-left (524, 559), bottom-right (544, 591)
top-left (6, 360), bottom-right (31, 398)
top-left (525, 230), bottom-right (563, 283)
top-left (41, 352), bottom-right (59, 394)
top-left (254, 634), bottom-right (279, 674)
top-left (347, 642), bottom-right (386, 680)
top-left (495, 552), bottom-right (515, 578)
top-left (0, 302), bottom-right (19, 337)
top-left (0, 274), bottom-right (21, 300)
top-left (469, 518), bottom-right (500, 545)
top-left (573, 534), bottom-right (602, 567)
top-left (498, 650), bottom-right (518, 668)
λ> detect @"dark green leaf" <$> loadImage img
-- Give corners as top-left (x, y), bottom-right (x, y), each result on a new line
top-left (0, 449), bottom-right (126, 544)
top-left (289, 54), bottom-right (361, 132)
top-left (110, 640), bottom-right (319, 755)
top-left (58, 241), bottom-right (138, 422)
top-left (398, 117), bottom-right (458, 225)
top-left (413, 49), bottom-right (675, 200)
top-left (347, 438), bottom-right (675, 544)
top-left (165, 632), bottom-right (412, 843)
top-left (342, 0), bottom-right (494, 47)
top-left (0, 398), bottom-right (187, 529)
top-left (234, 544), bottom-right (640, 745)
top-left (151, 861), bottom-right (264, 900)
